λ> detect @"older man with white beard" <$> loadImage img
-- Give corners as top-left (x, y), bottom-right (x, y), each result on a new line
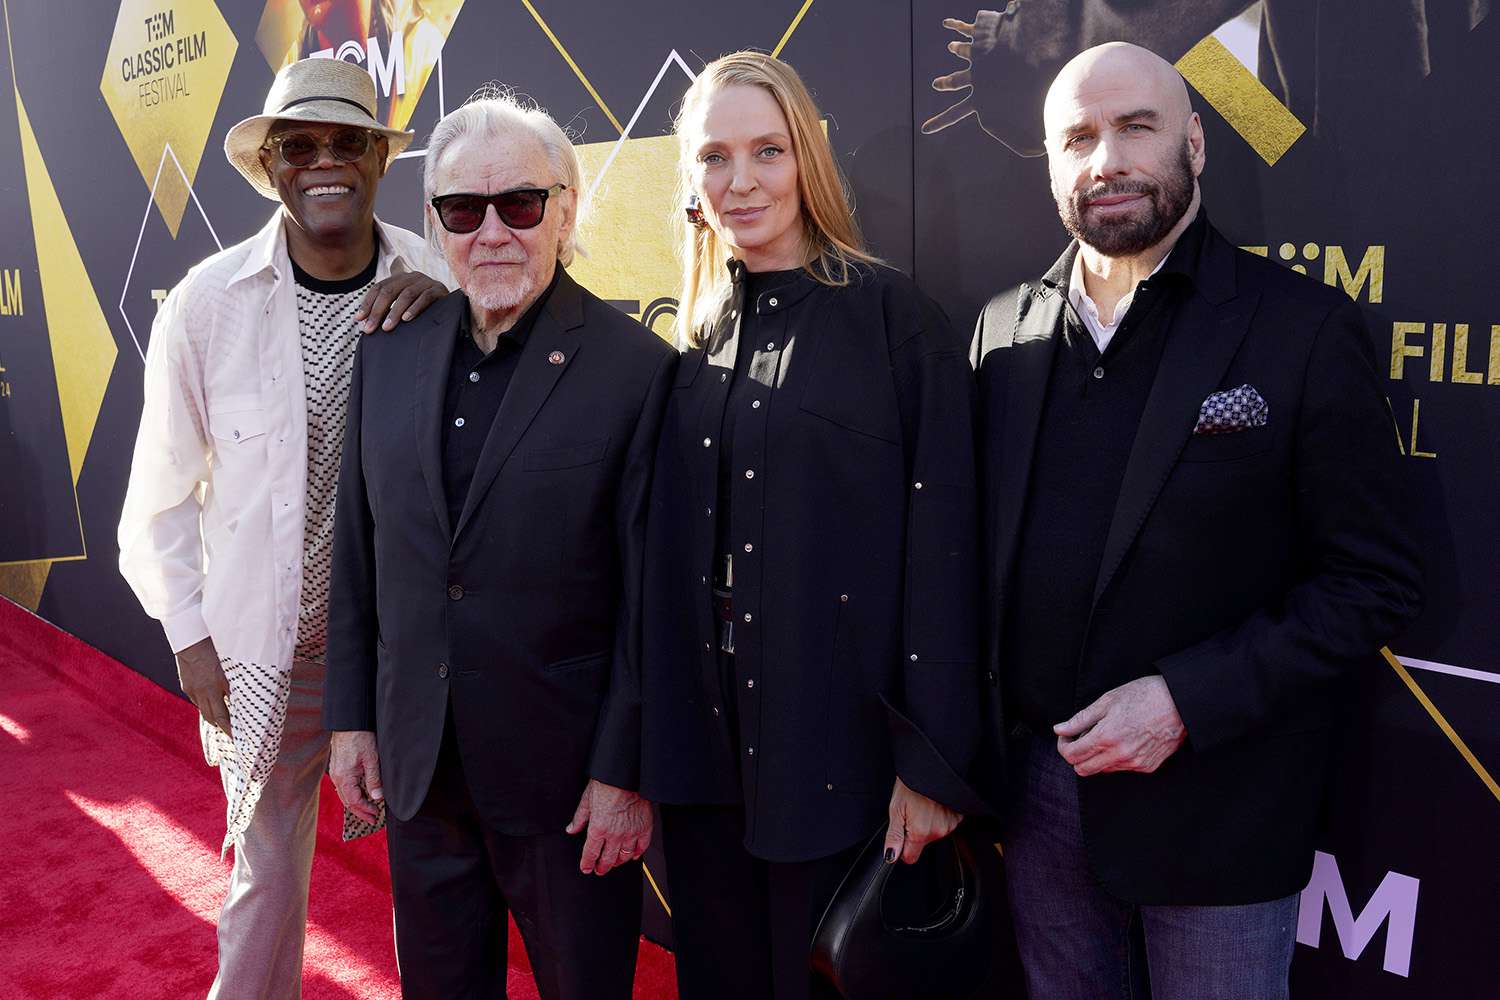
top-left (322, 91), bottom-right (676, 1000)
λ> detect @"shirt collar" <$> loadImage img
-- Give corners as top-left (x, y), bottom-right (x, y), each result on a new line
top-left (227, 211), bottom-right (419, 288)
top-left (1065, 207), bottom-right (1208, 317)
top-left (725, 257), bottom-right (822, 315)
top-left (459, 267), bottom-right (560, 349)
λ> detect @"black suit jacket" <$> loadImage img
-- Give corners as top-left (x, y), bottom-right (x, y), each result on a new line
top-left (324, 269), bottom-right (677, 834)
top-left (973, 220), bottom-right (1423, 904)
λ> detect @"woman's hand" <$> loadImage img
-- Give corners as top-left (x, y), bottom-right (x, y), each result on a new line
top-left (884, 776), bottom-right (962, 864)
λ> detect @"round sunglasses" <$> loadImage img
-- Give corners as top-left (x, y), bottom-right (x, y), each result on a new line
top-left (263, 127), bottom-right (378, 168)
top-left (429, 184), bottom-right (568, 234)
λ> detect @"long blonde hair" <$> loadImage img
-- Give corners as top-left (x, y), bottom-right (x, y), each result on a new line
top-left (673, 51), bottom-right (878, 347)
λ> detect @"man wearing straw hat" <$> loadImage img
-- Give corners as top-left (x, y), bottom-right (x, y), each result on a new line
top-left (118, 57), bottom-right (450, 998)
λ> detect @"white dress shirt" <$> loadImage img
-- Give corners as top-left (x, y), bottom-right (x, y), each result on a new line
top-left (119, 211), bottom-right (450, 670)
top-left (1068, 249), bottom-right (1169, 353)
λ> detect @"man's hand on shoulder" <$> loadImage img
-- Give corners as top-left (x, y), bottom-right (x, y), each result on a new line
top-left (176, 636), bottom-right (231, 737)
top-left (1054, 675), bottom-right (1186, 777)
top-left (566, 779), bottom-right (653, 876)
top-left (329, 730), bottom-right (384, 823)
top-left (357, 271), bottom-right (448, 333)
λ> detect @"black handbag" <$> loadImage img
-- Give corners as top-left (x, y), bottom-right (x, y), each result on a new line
top-left (811, 824), bottom-right (1003, 999)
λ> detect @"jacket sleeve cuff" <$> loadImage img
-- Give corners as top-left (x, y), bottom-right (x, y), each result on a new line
top-left (1155, 645), bottom-right (1243, 754)
top-left (588, 698), bottom-right (641, 792)
top-left (321, 690), bottom-right (376, 733)
top-left (162, 604), bottom-right (210, 655)
top-left (882, 695), bottom-right (996, 816)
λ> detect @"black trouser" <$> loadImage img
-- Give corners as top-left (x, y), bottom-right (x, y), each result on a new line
top-left (661, 803), bottom-right (860, 1000)
top-left (386, 717), bottom-right (641, 1000)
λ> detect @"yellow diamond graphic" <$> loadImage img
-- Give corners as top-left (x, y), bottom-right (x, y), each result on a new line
top-left (0, 91), bottom-right (118, 611)
top-left (100, 0), bottom-right (237, 238)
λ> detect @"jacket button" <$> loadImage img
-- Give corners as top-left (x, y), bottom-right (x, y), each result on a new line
top-left (747, 746), bottom-right (756, 756)
top-left (703, 438), bottom-right (712, 447)
top-left (768, 297), bottom-right (778, 307)
top-left (743, 612), bottom-right (753, 623)
top-left (712, 706), bottom-right (721, 717)
top-left (744, 469), bottom-right (755, 479)
top-left (743, 543), bottom-right (753, 553)
top-left (746, 678), bottom-right (755, 689)
top-left (826, 783), bottom-right (834, 791)
top-left (448, 585), bottom-right (464, 601)
top-left (913, 481), bottom-right (923, 490)
top-left (704, 642), bottom-right (711, 652)
top-left (437, 663), bottom-right (449, 678)
top-left (910, 653), bottom-right (919, 661)
top-left (840, 594), bottom-right (849, 603)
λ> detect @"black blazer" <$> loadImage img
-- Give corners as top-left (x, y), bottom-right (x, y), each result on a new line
top-left (323, 270), bottom-right (677, 834)
top-left (973, 220), bottom-right (1423, 904)
top-left (640, 264), bottom-right (986, 864)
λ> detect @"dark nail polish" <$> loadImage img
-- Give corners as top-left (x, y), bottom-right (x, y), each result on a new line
top-left (884, 847), bottom-right (896, 863)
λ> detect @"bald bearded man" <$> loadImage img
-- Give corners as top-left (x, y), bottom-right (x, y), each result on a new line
top-left (970, 43), bottom-right (1422, 999)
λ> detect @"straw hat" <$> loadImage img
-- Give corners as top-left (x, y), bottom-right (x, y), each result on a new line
top-left (224, 58), bottom-right (414, 201)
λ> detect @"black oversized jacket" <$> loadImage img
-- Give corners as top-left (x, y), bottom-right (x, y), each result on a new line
top-left (640, 262), bottom-right (986, 863)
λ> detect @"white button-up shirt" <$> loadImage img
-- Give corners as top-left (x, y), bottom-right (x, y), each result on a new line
top-left (119, 211), bottom-right (451, 671)
top-left (1068, 248), bottom-right (1169, 354)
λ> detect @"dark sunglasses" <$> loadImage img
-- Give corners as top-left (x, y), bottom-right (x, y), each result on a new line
top-left (263, 127), bottom-right (377, 168)
top-left (429, 184), bottom-right (568, 234)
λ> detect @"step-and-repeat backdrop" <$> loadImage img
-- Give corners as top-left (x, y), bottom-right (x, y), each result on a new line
top-left (0, 1), bottom-right (1494, 994)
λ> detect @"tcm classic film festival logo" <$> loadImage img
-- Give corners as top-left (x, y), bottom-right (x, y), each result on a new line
top-left (101, 0), bottom-right (237, 238)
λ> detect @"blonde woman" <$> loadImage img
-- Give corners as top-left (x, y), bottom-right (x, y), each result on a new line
top-left (638, 52), bottom-right (987, 1000)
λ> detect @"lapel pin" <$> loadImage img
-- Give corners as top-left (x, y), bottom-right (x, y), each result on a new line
top-left (548, 350), bottom-right (566, 365)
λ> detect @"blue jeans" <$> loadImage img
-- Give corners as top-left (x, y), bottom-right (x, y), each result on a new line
top-left (1003, 735), bottom-right (1298, 1000)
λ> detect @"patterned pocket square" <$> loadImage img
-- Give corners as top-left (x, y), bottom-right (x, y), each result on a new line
top-left (1193, 384), bottom-right (1268, 435)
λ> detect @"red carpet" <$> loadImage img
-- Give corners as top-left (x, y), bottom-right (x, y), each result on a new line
top-left (0, 599), bottom-right (678, 999)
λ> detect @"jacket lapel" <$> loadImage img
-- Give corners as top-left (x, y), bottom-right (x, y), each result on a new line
top-left (991, 246), bottom-right (1072, 597)
top-left (412, 293), bottom-right (466, 541)
top-left (452, 270), bottom-right (586, 541)
top-left (1091, 227), bottom-right (1259, 606)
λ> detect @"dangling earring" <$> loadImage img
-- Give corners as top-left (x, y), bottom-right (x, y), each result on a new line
top-left (685, 194), bottom-right (707, 229)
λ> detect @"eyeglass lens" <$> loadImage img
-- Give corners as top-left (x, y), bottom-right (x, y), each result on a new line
top-left (276, 128), bottom-right (371, 167)
top-left (436, 191), bottom-right (550, 233)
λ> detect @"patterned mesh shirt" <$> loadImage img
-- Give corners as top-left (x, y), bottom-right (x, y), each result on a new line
top-left (291, 254), bottom-right (377, 661)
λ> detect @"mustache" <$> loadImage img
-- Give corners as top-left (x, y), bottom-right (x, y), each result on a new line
top-left (470, 254), bottom-right (528, 265)
top-left (1079, 180), bottom-right (1158, 206)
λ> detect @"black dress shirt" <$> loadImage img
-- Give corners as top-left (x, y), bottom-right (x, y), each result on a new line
top-left (714, 265), bottom-right (802, 579)
top-left (440, 272), bottom-right (558, 529)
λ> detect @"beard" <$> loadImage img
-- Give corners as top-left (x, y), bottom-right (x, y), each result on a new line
top-left (463, 256), bottom-right (539, 313)
top-left (1057, 145), bottom-right (1195, 256)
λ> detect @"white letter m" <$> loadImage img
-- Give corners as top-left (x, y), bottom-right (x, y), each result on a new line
top-left (1297, 851), bottom-right (1420, 977)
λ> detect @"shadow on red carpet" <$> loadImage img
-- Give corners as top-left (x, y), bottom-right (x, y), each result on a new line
top-left (0, 599), bottom-right (677, 999)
